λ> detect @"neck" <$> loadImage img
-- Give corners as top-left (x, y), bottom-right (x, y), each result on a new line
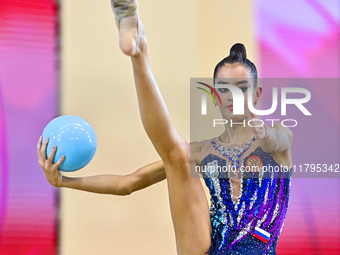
top-left (220, 117), bottom-right (255, 144)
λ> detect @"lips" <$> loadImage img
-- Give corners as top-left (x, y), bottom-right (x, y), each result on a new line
top-left (227, 104), bottom-right (233, 110)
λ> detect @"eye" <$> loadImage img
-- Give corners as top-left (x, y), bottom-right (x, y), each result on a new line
top-left (218, 88), bottom-right (229, 93)
top-left (240, 87), bottom-right (249, 93)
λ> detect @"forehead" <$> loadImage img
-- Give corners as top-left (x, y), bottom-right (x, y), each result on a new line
top-left (215, 63), bottom-right (250, 84)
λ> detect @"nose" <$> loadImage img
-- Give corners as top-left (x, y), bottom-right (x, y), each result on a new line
top-left (226, 90), bottom-right (233, 102)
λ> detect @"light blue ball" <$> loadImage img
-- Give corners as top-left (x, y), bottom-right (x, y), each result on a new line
top-left (42, 115), bottom-right (97, 172)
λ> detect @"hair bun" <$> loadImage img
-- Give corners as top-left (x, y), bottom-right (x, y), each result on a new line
top-left (230, 43), bottom-right (247, 59)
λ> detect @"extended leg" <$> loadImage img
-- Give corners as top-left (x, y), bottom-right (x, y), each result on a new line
top-left (111, 1), bottom-right (211, 254)
top-left (131, 45), bottom-right (211, 255)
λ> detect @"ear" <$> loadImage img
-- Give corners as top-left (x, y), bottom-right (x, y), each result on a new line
top-left (254, 85), bottom-right (263, 105)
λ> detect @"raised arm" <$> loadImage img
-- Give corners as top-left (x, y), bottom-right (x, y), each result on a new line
top-left (261, 123), bottom-right (293, 153)
top-left (250, 112), bottom-right (293, 153)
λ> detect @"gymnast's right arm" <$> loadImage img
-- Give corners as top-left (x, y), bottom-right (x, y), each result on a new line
top-left (61, 161), bottom-right (165, 196)
top-left (37, 135), bottom-right (166, 195)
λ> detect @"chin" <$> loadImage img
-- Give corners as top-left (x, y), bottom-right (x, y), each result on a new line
top-left (222, 113), bottom-right (246, 122)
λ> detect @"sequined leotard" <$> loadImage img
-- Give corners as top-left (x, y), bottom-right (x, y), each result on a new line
top-left (200, 136), bottom-right (292, 255)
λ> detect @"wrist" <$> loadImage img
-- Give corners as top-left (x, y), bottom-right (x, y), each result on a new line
top-left (58, 175), bottom-right (67, 188)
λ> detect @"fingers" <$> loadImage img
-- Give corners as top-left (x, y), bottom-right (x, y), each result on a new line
top-left (47, 144), bottom-right (57, 164)
top-left (54, 155), bottom-right (65, 170)
top-left (248, 113), bottom-right (265, 140)
top-left (249, 118), bottom-right (261, 129)
top-left (40, 137), bottom-right (49, 159)
top-left (251, 124), bottom-right (265, 140)
top-left (37, 135), bottom-right (65, 174)
top-left (37, 136), bottom-right (42, 164)
top-left (37, 136), bottom-right (47, 166)
top-left (253, 127), bottom-right (261, 136)
top-left (37, 136), bottom-right (42, 152)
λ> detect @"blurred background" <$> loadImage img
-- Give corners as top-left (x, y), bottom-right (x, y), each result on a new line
top-left (0, 0), bottom-right (339, 254)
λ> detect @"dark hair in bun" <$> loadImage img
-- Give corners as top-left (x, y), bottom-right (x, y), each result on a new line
top-left (213, 43), bottom-right (258, 88)
top-left (230, 43), bottom-right (247, 58)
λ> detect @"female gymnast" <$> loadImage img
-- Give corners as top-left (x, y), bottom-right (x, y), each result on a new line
top-left (37, 1), bottom-right (293, 254)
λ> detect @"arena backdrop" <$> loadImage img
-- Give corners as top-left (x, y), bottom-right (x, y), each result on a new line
top-left (0, 0), bottom-right (59, 254)
top-left (256, 0), bottom-right (340, 254)
top-left (0, 0), bottom-right (339, 255)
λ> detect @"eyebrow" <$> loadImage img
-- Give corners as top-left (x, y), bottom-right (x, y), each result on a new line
top-left (217, 80), bottom-right (249, 86)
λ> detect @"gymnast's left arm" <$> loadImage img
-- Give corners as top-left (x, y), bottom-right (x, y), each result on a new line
top-left (260, 123), bottom-right (293, 153)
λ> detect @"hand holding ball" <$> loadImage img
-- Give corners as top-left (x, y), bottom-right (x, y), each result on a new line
top-left (41, 115), bottom-right (97, 172)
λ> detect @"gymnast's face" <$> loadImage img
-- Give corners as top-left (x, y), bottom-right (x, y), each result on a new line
top-left (214, 63), bottom-right (262, 122)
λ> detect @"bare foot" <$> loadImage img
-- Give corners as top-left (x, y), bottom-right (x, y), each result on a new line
top-left (111, 0), bottom-right (145, 56)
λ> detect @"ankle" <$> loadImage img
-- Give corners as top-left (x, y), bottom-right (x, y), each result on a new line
top-left (131, 36), bottom-right (147, 58)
